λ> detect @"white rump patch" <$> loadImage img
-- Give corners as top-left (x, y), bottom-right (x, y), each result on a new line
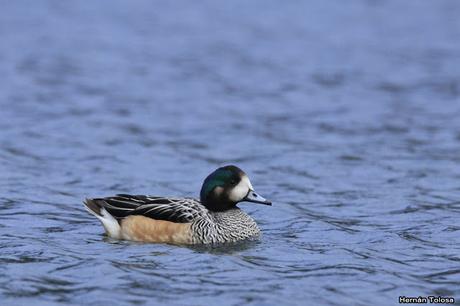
top-left (96, 208), bottom-right (121, 239)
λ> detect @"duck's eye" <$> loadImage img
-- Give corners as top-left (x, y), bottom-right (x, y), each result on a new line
top-left (230, 179), bottom-right (237, 185)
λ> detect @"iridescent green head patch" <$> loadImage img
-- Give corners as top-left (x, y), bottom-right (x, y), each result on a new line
top-left (200, 165), bottom-right (243, 203)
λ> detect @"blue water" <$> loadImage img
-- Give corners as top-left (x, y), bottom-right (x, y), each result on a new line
top-left (1, 1), bottom-right (460, 305)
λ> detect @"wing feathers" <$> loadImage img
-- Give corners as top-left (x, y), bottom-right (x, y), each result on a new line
top-left (86, 194), bottom-right (206, 223)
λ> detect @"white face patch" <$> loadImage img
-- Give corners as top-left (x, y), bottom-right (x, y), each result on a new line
top-left (229, 175), bottom-right (253, 202)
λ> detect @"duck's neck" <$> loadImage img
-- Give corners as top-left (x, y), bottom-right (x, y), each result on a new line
top-left (201, 193), bottom-right (237, 212)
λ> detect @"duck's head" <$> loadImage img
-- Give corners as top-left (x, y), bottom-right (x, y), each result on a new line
top-left (200, 165), bottom-right (271, 212)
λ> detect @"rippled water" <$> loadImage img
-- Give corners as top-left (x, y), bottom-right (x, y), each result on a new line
top-left (1, 1), bottom-right (460, 305)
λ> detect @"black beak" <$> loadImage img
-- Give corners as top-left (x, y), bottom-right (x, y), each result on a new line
top-left (243, 190), bottom-right (272, 205)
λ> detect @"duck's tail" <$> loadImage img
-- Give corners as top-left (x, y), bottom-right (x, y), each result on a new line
top-left (84, 198), bottom-right (122, 239)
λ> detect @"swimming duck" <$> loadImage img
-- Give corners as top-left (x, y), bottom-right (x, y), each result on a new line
top-left (84, 165), bottom-right (271, 244)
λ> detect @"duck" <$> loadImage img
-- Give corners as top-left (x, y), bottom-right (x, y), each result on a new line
top-left (84, 165), bottom-right (271, 244)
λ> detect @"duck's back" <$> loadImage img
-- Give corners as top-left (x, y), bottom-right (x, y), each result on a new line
top-left (85, 194), bottom-right (208, 222)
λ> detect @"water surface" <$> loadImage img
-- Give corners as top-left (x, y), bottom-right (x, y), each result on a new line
top-left (1, 1), bottom-right (460, 305)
